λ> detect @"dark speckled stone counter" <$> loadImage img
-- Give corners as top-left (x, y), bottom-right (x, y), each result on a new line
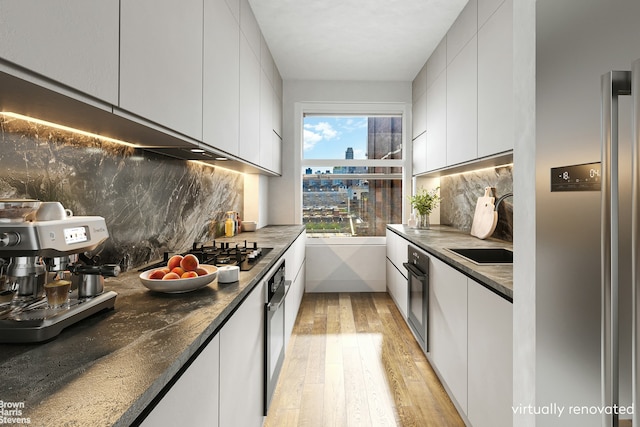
top-left (387, 224), bottom-right (513, 301)
top-left (0, 225), bottom-right (305, 427)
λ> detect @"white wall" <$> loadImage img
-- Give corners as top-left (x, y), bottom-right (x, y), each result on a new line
top-left (268, 80), bottom-right (412, 225)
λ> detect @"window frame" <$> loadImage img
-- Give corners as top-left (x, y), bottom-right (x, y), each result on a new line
top-left (295, 102), bottom-right (412, 236)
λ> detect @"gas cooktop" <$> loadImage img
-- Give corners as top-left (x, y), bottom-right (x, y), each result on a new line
top-left (140, 240), bottom-right (272, 272)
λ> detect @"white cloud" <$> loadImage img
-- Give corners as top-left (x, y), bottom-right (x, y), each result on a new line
top-left (303, 121), bottom-right (339, 151)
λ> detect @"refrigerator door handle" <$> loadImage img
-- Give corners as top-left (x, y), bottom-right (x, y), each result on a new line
top-left (601, 70), bottom-right (631, 427)
top-left (632, 58), bottom-right (640, 427)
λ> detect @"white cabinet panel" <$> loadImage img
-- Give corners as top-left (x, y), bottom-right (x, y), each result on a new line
top-left (120, 0), bottom-right (203, 140)
top-left (429, 256), bottom-right (468, 412)
top-left (239, 34), bottom-right (261, 165)
top-left (426, 71), bottom-right (447, 171)
top-left (220, 282), bottom-right (264, 427)
top-left (446, 0), bottom-right (477, 64)
top-left (478, 0), bottom-right (506, 28)
top-left (386, 259), bottom-right (408, 318)
top-left (468, 280), bottom-right (513, 427)
top-left (412, 133), bottom-right (428, 176)
top-left (446, 35), bottom-right (478, 166)
top-left (426, 37), bottom-right (447, 90)
top-left (386, 229), bottom-right (409, 269)
top-left (478, 0), bottom-right (513, 158)
top-left (0, 0), bottom-right (119, 104)
top-left (240, 0), bottom-right (261, 58)
top-left (412, 91), bottom-right (427, 139)
top-left (141, 335), bottom-right (220, 427)
top-left (203, 0), bottom-right (240, 156)
top-left (260, 71), bottom-right (274, 171)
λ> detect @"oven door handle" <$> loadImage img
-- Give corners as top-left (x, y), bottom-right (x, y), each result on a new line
top-left (267, 280), bottom-right (291, 312)
top-left (403, 262), bottom-right (428, 282)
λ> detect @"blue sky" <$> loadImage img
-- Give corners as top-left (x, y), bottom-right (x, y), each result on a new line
top-left (303, 116), bottom-right (368, 159)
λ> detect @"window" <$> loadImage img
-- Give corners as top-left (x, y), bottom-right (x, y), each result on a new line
top-left (301, 113), bottom-right (406, 237)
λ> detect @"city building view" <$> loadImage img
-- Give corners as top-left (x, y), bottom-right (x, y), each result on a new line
top-left (302, 116), bottom-right (403, 237)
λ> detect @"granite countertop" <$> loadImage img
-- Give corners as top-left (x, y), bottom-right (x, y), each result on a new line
top-left (0, 225), bottom-right (305, 427)
top-left (387, 224), bottom-right (513, 301)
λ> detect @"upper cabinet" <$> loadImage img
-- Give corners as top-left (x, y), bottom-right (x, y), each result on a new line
top-left (0, 0), bottom-right (119, 105)
top-left (412, 0), bottom-right (513, 175)
top-left (120, 0), bottom-right (203, 140)
top-left (477, 0), bottom-right (513, 158)
top-left (203, 0), bottom-right (240, 157)
top-left (446, 35), bottom-right (478, 166)
top-left (239, 33), bottom-right (261, 166)
top-left (412, 63), bottom-right (427, 139)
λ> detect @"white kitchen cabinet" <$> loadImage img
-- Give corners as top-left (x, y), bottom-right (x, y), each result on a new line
top-left (426, 71), bottom-right (448, 171)
top-left (446, 0), bottom-right (477, 65)
top-left (426, 38), bottom-right (447, 91)
top-left (219, 282), bottom-right (265, 427)
top-left (284, 231), bottom-right (307, 347)
top-left (141, 334), bottom-right (220, 427)
top-left (477, 0), bottom-right (513, 158)
top-left (239, 33), bottom-right (261, 166)
top-left (446, 35), bottom-right (478, 166)
top-left (0, 0), bottom-right (119, 105)
top-left (412, 63), bottom-right (428, 139)
top-left (260, 71), bottom-right (275, 171)
top-left (240, 0), bottom-right (261, 59)
top-left (385, 229), bottom-right (409, 317)
top-left (120, 0), bottom-right (203, 140)
top-left (203, 0), bottom-right (240, 157)
top-left (412, 133), bottom-right (428, 176)
top-left (467, 280), bottom-right (513, 427)
top-left (272, 66), bottom-right (283, 138)
top-left (429, 256), bottom-right (468, 413)
top-left (478, 0), bottom-right (506, 29)
top-left (386, 259), bottom-right (408, 318)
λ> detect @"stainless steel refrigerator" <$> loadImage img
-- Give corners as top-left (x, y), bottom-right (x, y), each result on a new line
top-left (535, 1), bottom-right (640, 426)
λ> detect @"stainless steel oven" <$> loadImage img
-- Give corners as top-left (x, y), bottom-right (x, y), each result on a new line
top-left (403, 245), bottom-right (429, 352)
top-left (263, 260), bottom-right (290, 415)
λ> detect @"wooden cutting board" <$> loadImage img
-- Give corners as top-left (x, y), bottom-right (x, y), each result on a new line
top-left (470, 187), bottom-right (498, 239)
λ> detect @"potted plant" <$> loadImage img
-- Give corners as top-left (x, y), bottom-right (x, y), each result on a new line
top-left (408, 187), bottom-right (441, 229)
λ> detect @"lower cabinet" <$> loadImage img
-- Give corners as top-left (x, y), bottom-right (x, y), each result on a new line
top-left (467, 280), bottom-right (513, 427)
top-left (219, 281), bottom-right (265, 427)
top-left (429, 256), bottom-right (468, 413)
top-left (385, 259), bottom-right (407, 317)
top-left (140, 334), bottom-right (220, 427)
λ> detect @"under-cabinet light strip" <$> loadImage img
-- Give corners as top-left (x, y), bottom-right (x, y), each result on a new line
top-left (0, 112), bottom-right (139, 148)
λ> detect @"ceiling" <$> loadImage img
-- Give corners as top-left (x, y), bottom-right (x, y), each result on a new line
top-left (248, 0), bottom-right (468, 82)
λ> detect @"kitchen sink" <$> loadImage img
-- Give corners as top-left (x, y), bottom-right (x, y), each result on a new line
top-left (446, 248), bottom-right (513, 265)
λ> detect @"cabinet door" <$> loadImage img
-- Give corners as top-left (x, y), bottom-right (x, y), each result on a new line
top-left (446, 0), bottom-right (477, 64)
top-left (0, 0), bottom-right (119, 104)
top-left (446, 35), bottom-right (478, 166)
top-left (285, 262), bottom-right (305, 348)
top-left (478, 0), bottom-right (513, 158)
top-left (120, 0), bottom-right (203, 140)
top-left (426, 71), bottom-right (447, 171)
top-left (203, 0), bottom-right (240, 156)
top-left (385, 229), bottom-right (408, 270)
top-left (141, 334), bottom-right (220, 427)
top-left (412, 133), bottom-right (427, 176)
top-left (260, 71), bottom-right (274, 171)
top-left (386, 259), bottom-right (408, 318)
top-left (467, 280), bottom-right (513, 427)
top-left (429, 257), bottom-right (468, 412)
top-left (239, 34), bottom-right (261, 165)
top-left (220, 282), bottom-right (264, 427)
top-left (412, 62), bottom-right (427, 138)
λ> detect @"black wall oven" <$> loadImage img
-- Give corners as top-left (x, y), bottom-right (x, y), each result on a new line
top-left (403, 245), bottom-right (429, 353)
top-left (263, 260), bottom-right (290, 415)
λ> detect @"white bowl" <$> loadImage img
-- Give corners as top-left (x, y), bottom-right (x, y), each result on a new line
top-left (139, 264), bottom-right (218, 293)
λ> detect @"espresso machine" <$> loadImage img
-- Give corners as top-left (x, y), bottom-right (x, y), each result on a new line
top-left (0, 200), bottom-right (119, 343)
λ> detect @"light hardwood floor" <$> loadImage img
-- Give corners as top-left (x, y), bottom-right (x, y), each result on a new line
top-left (264, 292), bottom-right (465, 427)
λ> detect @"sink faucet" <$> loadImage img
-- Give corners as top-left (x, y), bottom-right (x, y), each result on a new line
top-left (495, 193), bottom-right (513, 211)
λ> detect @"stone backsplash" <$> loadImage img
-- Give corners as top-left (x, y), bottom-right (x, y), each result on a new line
top-left (439, 165), bottom-right (513, 242)
top-left (0, 116), bottom-right (244, 271)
